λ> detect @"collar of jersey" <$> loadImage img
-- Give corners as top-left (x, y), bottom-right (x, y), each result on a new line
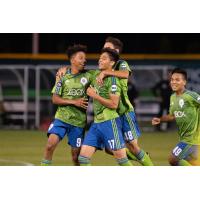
top-left (64, 67), bottom-right (83, 79)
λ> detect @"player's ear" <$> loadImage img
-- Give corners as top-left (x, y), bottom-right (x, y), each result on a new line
top-left (110, 61), bottom-right (115, 68)
top-left (184, 79), bottom-right (187, 86)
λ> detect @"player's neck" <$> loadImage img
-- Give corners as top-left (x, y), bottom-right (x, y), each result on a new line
top-left (70, 65), bottom-right (80, 75)
top-left (102, 67), bottom-right (112, 72)
top-left (176, 87), bottom-right (186, 96)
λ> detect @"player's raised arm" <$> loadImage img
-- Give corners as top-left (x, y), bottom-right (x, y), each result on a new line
top-left (56, 66), bottom-right (68, 80)
top-left (96, 61), bottom-right (130, 85)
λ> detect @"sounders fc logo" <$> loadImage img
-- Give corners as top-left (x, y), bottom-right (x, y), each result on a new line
top-left (80, 77), bottom-right (88, 86)
top-left (111, 85), bottom-right (117, 92)
top-left (179, 99), bottom-right (184, 108)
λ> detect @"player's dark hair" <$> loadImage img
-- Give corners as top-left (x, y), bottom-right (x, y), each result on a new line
top-left (67, 44), bottom-right (87, 59)
top-left (101, 48), bottom-right (120, 63)
top-left (171, 68), bottom-right (187, 80)
top-left (105, 37), bottom-right (123, 54)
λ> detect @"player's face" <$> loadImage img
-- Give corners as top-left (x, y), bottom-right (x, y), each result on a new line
top-left (170, 73), bottom-right (186, 92)
top-left (71, 51), bottom-right (86, 71)
top-left (98, 52), bottom-right (114, 70)
top-left (103, 42), bottom-right (120, 53)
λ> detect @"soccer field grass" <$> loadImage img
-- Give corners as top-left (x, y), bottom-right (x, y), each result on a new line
top-left (0, 130), bottom-right (179, 166)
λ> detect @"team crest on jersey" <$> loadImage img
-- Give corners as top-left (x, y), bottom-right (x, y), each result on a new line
top-left (80, 77), bottom-right (88, 86)
top-left (111, 85), bottom-right (117, 92)
top-left (121, 63), bottom-right (127, 69)
top-left (179, 99), bottom-right (184, 108)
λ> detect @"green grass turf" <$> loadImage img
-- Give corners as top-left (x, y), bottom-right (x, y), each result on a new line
top-left (0, 130), bottom-right (179, 166)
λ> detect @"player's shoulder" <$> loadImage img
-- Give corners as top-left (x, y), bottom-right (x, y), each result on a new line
top-left (185, 89), bottom-right (200, 100)
top-left (117, 59), bottom-right (129, 67)
top-left (170, 92), bottom-right (176, 98)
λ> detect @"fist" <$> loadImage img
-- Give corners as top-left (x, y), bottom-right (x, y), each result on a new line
top-left (152, 118), bottom-right (161, 125)
top-left (87, 86), bottom-right (97, 98)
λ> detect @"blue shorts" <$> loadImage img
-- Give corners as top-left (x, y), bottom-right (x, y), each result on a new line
top-left (120, 111), bottom-right (141, 142)
top-left (83, 117), bottom-right (126, 151)
top-left (47, 119), bottom-right (84, 148)
top-left (172, 142), bottom-right (199, 161)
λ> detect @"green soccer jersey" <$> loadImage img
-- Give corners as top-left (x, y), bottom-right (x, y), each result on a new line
top-left (169, 90), bottom-right (200, 145)
top-left (91, 70), bottom-right (121, 123)
top-left (114, 60), bottom-right (134, 115)
top-left (52, 69), bottom-right (93, 128)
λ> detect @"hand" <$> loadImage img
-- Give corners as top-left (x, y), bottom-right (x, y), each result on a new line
top-left (73, 98), bottom-right (88, 109)
top-left (56, 66), bottom-right (67, 79)
top-left (96, 71), bottom-right (106, 85)
top-left (152, 118), bottom-right (161, 125)
top-left (87, 86), bottom-right (97, 98)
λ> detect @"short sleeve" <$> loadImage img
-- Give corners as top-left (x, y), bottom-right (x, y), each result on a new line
top-left (51, 79), bottom-right (63, 96)
top-left (109, 77), bottom-right (121, 96)
top-left (116, 60), bottom-right (132, 73)
top-left (188, 91), bottom-right (200, 106)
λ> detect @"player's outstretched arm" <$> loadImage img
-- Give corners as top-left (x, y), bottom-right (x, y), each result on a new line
top-left (86, 86), bottom-right (119, 109)
top-left (52, 94), bottom-right (88, 109)
top-left (96, 70), bottom-right (129, 85)
top-left (152, 114), bottom-right (175, 125)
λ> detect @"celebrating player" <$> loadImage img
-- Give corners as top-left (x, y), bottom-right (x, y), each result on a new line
top-left (97, 37), bottom-right (153, 166)
top-left (41, 44), bottom-right (92, 166)
top-left (152, 68), bottom-right (200, 166)
top-left (78, 48), bottom-right (132, 166)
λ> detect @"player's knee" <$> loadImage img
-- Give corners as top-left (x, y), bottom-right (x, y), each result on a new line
top-left (71, 153), bottom-right (79, 165)
top-left (46, 143), bottom-right (56, 152)
top-left (127, 141), bottom-right (140, 154)
top-left (168, 155), bottom-right (179, 166)
top-left (113, 149), bottom-right (127, 159)
top-left (105, 148), bottom-right (113, 155)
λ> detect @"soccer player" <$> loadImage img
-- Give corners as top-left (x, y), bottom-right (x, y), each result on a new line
top-left (152, 68), bottom-right (200, 166)
top-left (78, 48), bottom-right (132, 166)
top-left (97, 37), bottom-right (153, 166)
top-left (41, 44), bottom-right (92, 166)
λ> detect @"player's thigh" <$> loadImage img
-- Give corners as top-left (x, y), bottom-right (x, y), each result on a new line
top-left (67, 125), bottom-right (84, 148)
top-left (80, 145), bottom-right (96, 158)
top-left (171, 142), bottom-right (194, 161)
top-left (47, 119), bottom-right (68, 140)
top-left (82, 123), bottom-right (103, 150)
top-left (99, 118), bottom-right (125, 151)
top-left (47, 134), bottom-right (60, 147)
top-left (121, 112), bottom-right (141, 142)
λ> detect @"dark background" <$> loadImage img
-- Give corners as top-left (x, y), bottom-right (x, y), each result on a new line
top-left (1, 33), bottom-right (200, 54)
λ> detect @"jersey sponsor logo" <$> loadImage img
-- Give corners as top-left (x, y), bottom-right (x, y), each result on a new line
top-left (67, 89), bottom-right (85, 96)
top-left (174, 111), bottom-right (186, 118)
top-left (111, 85), bottom-right (117, 92)
top-left (80, 77), bottom-right (88, 86)
top-left (179, 99), bottom-right (184, 108)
